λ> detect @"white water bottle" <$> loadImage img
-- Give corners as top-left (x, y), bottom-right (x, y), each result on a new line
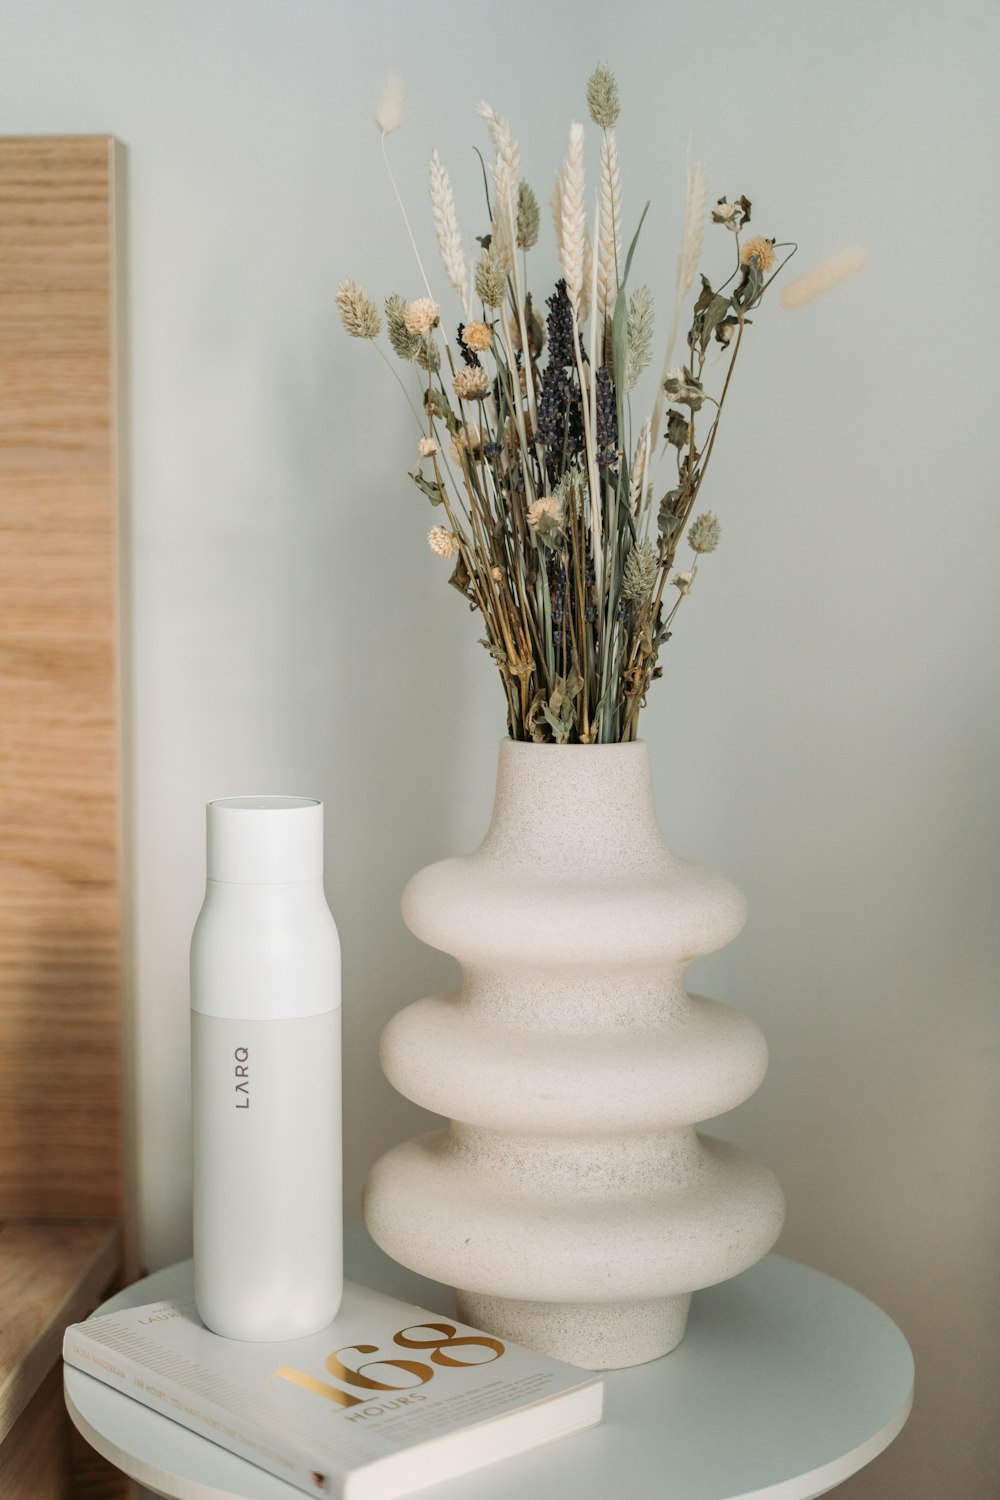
top-left (190, 795), bottom-right (342, 1341)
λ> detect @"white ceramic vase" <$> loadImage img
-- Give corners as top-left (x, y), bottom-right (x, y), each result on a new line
top-left (363, 740), bottom-right (785, 1369)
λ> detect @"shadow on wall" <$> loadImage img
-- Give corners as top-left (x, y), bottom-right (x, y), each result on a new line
top-left (253, 318), bottom-right (473, 1216)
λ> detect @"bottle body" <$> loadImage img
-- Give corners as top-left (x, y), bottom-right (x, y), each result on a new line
top-left (190, 797), bottom-right (342, 1342)
top-left (191, 1008), bottom-right (341, 1340)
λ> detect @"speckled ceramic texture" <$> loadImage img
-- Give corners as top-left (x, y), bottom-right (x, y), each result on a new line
top-left (363, 740), bottom-right (785, 1370)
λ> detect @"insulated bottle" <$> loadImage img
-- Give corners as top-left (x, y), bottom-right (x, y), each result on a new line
top-left (191, 795), bottom-right (342, 1341)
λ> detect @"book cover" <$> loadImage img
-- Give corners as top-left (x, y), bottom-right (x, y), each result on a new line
top-left (63, 1271), bottom-right (603, 1498)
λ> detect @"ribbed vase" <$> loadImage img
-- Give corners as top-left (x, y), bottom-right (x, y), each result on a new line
top-left (363, 740), bottom-right (784, 1369)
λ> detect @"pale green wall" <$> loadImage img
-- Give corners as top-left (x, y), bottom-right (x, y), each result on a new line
top-left (3, 3), bottom-right (997, 1495)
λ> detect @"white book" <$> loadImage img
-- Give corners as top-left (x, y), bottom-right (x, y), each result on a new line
top-left (63, 1272), bottom-right (603, 1499)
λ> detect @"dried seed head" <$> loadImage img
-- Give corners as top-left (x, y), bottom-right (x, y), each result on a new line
top-left (779, 247), bottom-right (868, 310)
top-left (474, 247), bottom-right (507, 308)
top-left (621, 540), bottom-right (658, 603)
top-left (335, 279), bottom-right (381, 339)
top-left (623, 285), bottom-right (654, 393)
top-left (385, 293), bottom-right (421, 360)
top-left (516, 181), bottom-right (540, 250)
top-left (688, 511), bottom-right (721, 553)
top-left (586, 63), bottom-right (620, 128)
top-left (374, 73), bottom-right (405, 136)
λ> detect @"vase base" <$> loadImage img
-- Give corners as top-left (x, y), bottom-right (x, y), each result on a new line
top-left (454, 1287), bottom-right (692, 1370)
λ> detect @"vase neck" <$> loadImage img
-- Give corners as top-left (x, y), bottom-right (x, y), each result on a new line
top-left (476, 740), bottom-right (668, 875)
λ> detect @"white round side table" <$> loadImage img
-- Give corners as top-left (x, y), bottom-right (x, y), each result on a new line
top-left (64, 1222), bottom-right (913, 1500)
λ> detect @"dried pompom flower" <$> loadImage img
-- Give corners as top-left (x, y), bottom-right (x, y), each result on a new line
top-left (526, 496), bottom-right (563, 528)
top-left (780, 247), bottom-right (868, 310)
top-left (418, 436), bottom-right (439, 458)
top-left (375, 73), bottom-right (405, 136)
top-left (586, 63), bottom-right (620, 128)
top-left (672, 569), bottom-right (696, 594)
top-left (428, 526), bottom-right (459, 559)
top-left (516, 181), bottom-right (540, 250)
top-left (741, 236), bottom-right (776, 273)
top-left (463, 320), bottom-right (492, 352)
top-left (336, 279), bottom-right (381, 339)
top-left (453, 366), bottom-right (490, 402)
top-left (688, 511), bottom-right (721, 553)
top-left (404, 297), bottom-right (440, 335)
top-left (450, 422), bottom-right (484, 462)
top-left (621, 540), bottom-right (657, 604)
top-left (474, 247), bottom-right (507, 308)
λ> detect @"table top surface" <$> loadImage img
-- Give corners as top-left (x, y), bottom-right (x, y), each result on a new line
top-left (64, 1223), bottom-right (913, 1500)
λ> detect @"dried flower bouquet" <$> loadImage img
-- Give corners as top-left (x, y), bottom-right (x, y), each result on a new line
top-left (338, 65), bottom-right (860, 743)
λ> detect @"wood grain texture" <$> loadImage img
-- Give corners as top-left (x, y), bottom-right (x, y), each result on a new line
top-left (0, 137), bottom-right (125, 1225)
top-left (69, 1407), bottom-right (133, 1500)
top-left (0, 1219), bottom-right (120, 1442)
top-left (0, 1361), bottom-right (71, 1499)
top-left (0, 1358), bottom-right (128, 1499)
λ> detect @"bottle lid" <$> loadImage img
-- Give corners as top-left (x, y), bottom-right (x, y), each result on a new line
top-left (206, 796), bottom-right (323, 884)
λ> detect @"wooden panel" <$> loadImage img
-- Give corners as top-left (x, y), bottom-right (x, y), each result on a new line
top-left (0, 1361), bottom-right (128, 1500)
top-left (0, 138), bottom-right (125, 1224)
top-left (69, 1408), bottom-right (131, 1500)
top-left (0, 1362), bottom-right (71, 1499)
top-left (0, 1220), bottom-right (120, 1442)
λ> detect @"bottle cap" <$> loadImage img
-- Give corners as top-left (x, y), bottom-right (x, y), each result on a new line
top-left (206, 796), bottom-right (323, 884)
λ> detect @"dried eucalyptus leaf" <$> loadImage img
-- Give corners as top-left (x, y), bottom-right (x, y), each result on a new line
top-left (414, 333), bottom-right (441, 373)
top-left (665, 410), bottom-right (689, 449)
top-left (542, 704), bottom-right (571, 743)
top-left (693, 274), bottom-right (714, 315)
top-left (408, 469), bottom-right (446, 505)
top-left (735, 258), bottom-right (764, 310)
top-left (714, 314), bottom-right (748, 348)
top-left (448, 551), bottom-right (472, 598)
top-left (698, 293), bottom-right (731, 353)
top-left (423, 386), bottom-right (460, 435)
top-left (657, 493), bottom-right (682, 539)
top-left (562, 665), bottom-right (584, 701)
top-left (527, 688), bottom-right (550, 742)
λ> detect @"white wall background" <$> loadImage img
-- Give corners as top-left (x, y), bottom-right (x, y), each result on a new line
top-left (3, 2), bottom-right (998, 1495)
